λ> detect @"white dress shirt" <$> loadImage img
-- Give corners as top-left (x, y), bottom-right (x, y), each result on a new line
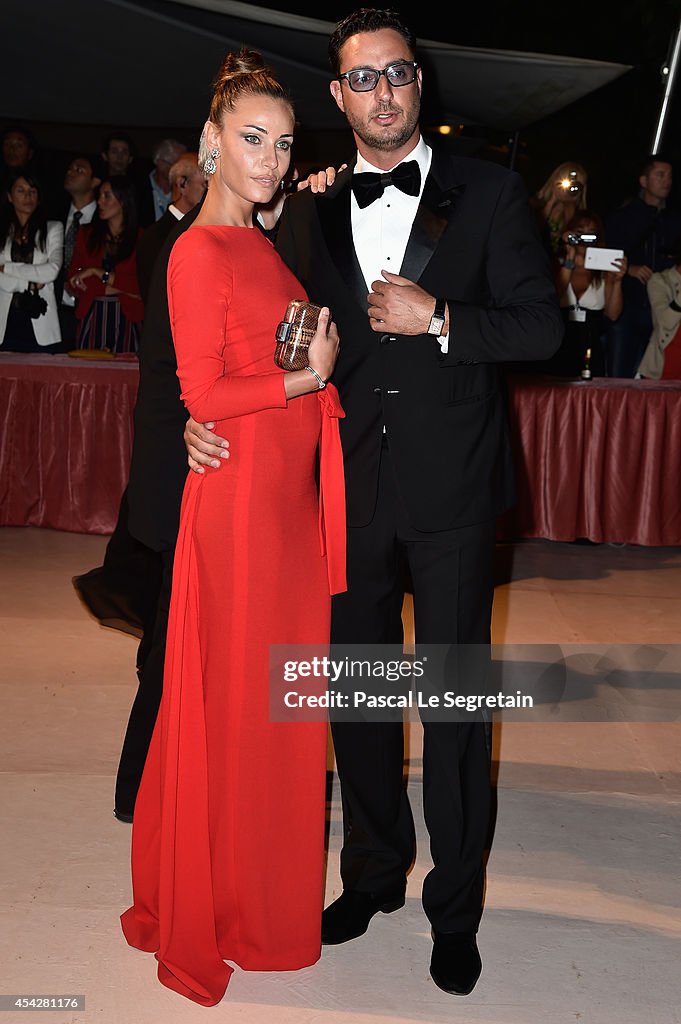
top-left (351, 136), bottom-right (449, 353)
top-left (149, 171), bottom-right (171, 222)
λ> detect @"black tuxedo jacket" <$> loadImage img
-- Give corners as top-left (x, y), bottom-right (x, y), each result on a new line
top-left (136, 208), bottom-right (181, 307)
top-left (275, 146), bottom-right (563, 531)
top-left (126, 203), bottom-right (202, 551)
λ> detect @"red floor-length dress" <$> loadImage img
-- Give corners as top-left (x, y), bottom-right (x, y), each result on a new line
top-left (120, 225), bottom-right (346, 1005)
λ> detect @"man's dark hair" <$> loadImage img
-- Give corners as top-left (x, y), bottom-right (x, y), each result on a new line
top-left (328, 8), bottom-right (416, 76)
top-left (68, 154), bottom-right (98, 177)
top-left (1, 123), bottom-right (36, 157)
top-left (639, 153), bottom-right (673, 177)
top-left (101, 132), bottom-right (135, 156)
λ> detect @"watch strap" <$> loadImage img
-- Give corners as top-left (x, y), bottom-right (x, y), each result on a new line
top-left (428, 298), bottom-right (446, 336)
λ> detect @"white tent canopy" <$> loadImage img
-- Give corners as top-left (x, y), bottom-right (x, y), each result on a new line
top-left (6, 0), bottom-right (631, 133)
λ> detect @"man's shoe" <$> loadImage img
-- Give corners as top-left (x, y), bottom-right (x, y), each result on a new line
top-left (429, 931), bottom-right (482, 996)
top-left (321, 888), bottom-right (405, 945)
top-left (113, 808), bottom-right (134, 823)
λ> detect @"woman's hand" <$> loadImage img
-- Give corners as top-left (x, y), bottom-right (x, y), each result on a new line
top-left (69, 266), bottom-right (102, 291)
top-left (608, 255), bottom-right (628, 282)
top-left (560, 231), bottom-right (577, 264)
top-left (282, 308), bottom-right (340, 400)
top-left (307, 306), bottom-right (340, 382)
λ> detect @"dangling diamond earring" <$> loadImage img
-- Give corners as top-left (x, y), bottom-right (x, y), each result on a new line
top-left (205, 148), bottom-right (220, 175)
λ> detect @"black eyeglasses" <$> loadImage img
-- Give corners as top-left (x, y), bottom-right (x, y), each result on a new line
top-left (338, 61), bottom-right (419, 93)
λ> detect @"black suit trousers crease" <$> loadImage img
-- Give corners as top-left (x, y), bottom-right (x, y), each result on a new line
top-left (330, 439), bottom-right (494, 935)
top-left (114, 548), bottom-right (174, 816)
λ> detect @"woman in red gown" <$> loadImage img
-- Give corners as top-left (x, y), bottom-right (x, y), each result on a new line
top-left (120, 50), bottom-right (346, 1005)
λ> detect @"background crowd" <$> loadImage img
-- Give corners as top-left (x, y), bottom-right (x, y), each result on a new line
top-left (1, 120), bottom-right (681, 379)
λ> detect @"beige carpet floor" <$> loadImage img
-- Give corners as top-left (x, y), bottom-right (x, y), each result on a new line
top-left (1, 528), bottom-right (679, 1023)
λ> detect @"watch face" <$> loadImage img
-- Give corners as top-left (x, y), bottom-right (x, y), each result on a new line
top-left (428, 315), bottom-right (445, 336)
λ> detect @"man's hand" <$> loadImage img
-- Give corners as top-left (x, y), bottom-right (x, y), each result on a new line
top-left (628, 263), bottom-right (653, 284)
top-left (297, 164), bottom-right (348, 194)
top-left (367, 271), bottom-right (441, 335)
top-left (184, 417), bottom-right (230, 474)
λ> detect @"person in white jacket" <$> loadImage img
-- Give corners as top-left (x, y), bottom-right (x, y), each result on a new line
top-left (637, 260), bottom-right (681, 379)
top-left (0, 170), bottom-right (63, 350)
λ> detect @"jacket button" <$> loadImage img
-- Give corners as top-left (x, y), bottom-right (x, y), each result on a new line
top-left (373, 387), bottom-right (382, 395)
top-left (380, 334), bottom-right (397, 344)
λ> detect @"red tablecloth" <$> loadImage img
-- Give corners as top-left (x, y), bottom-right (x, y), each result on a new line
top-left (499, 375), bottom-right (681, 547)
top-left (0, 353), bottom-right (138, 534)
top-left (2, 357), bottom-right (679, 545)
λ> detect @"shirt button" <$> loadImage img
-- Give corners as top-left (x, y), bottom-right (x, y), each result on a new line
top-left (373, 387), bottom-right (382, 395)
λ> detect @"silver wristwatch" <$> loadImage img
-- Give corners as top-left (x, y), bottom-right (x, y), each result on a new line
top-left (427, 298), bottom-right (446, 336)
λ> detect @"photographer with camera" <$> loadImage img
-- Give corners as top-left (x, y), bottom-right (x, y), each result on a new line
top-left (531, 160), bottom-right (588, 261)
top-left (0, 170), bottom-right (63, 351)
top-left (547, 210), bottom-right (627, 377)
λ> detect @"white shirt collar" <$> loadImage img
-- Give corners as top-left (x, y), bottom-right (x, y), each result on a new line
top-left (68, 198), bottom-right (97, 221)
top-left (168, 204), bottom-right (184, 220)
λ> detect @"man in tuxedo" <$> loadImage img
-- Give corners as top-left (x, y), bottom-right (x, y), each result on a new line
top-left (136, 152), bottom-right (206, 306)
top-left (183, 7), bottom-right (562, 996)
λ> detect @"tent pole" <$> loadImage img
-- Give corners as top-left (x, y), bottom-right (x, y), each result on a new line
top-left (508, 130), bottom-right (520, 170)
top-left (652, 13), bottom-right (681, 153)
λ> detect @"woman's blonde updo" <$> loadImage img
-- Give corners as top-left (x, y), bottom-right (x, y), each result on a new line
top-left (198, 48), bottom-right (294, 172)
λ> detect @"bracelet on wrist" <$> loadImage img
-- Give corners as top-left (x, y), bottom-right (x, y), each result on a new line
top-left (560, 257), bottom-right (575, 270)
top-left (305, 365), bottom-right (326, 390)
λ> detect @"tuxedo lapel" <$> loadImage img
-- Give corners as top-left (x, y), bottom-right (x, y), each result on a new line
top-left (400, 150), bottom-right (466, 283)
top-left (316, 151), bottom-right (466, 306)
top-left (317, 163), bottom-right (369, 313)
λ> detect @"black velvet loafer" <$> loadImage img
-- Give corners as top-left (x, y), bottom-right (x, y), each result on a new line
top-left (321, 888), bottom-right (405, 945)
top-left (429, 931), bottom-right (482, 995)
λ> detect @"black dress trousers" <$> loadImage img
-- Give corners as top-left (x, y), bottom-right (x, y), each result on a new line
top-left (330, 438), bottom-right (494, 934)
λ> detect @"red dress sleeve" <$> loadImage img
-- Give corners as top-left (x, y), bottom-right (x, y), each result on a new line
top-left (167, 228), bottom-right (287, 422)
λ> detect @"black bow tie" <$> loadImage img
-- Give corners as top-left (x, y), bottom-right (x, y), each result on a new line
top-left (352, 160), bottom-right (421, 209)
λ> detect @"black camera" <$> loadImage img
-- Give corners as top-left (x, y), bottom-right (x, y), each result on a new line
top-left (567, 232), bottom-right (597, 246)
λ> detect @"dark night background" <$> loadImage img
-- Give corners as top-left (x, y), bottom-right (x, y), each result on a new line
top-left (261, 0), bottom-right (681, 217)
top-left (4, 0), bottom-right (680, 218)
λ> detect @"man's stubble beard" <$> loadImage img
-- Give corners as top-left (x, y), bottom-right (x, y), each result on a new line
top-left (345, 96), bottom-right (421, 153)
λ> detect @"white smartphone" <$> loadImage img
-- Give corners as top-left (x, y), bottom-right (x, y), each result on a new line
top-left (584, 246), bottom-right (625, 272)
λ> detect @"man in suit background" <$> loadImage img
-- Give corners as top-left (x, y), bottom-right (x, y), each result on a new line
top-left (57, 155), bottom-right (101, 345)
top-left (184, 7), bottom-right (562, 996)
top-left (136, 151), bottom-right (206, 306)
top-left (135, 137), bottom-right (188, 228)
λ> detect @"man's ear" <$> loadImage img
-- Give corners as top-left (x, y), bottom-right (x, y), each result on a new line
top-left (92, 176), bottom-right (102, 190)
top-left (330, 80), bottom-right (345, 115)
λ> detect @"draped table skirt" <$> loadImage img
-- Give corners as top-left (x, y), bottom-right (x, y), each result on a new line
top-left (498, 375), bottom-right (681, 547)
top-left (2, 357), bottom-right (679, 546)
top-left (0, 352), bottom-right (138, 534)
